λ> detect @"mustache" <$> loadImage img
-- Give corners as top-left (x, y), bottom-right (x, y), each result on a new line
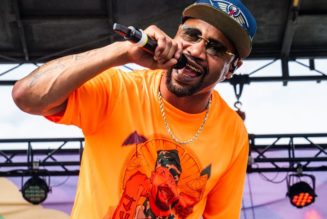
top-left (182, 54), bottom-right (208, 76)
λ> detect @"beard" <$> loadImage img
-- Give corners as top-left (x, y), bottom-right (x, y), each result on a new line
top-left (165, 68), bottom-right (206, 97)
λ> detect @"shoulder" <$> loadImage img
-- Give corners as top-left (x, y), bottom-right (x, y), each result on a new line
top-left (100, 67), bottom-right (163, 84)
top-left (211, 90), bottom-right (244, 127)
top-left (210, 90), bottom-right (248, 150)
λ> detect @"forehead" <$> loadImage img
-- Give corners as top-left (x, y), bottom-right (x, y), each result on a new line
top-left (182, 18), bottom-right (235, 51)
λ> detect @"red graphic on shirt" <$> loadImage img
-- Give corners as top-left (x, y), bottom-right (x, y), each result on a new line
top-left (107, 139), bottom-right (211, 219)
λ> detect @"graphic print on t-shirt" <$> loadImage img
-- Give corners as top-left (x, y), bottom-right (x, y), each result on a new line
top-left (112, 138), bottom-right (211, 219)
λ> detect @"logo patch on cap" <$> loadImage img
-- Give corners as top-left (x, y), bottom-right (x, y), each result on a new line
top-left (184, 0), bottom-right (257, 57)
top-left (210, 0), bottom-right (249, 29)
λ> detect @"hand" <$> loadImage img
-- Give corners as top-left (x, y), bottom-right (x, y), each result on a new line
top-left (126, 25), bottom-right (183, 69)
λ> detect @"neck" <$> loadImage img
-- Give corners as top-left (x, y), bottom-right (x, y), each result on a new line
top-left (159, 74), bottom-right (212, 114)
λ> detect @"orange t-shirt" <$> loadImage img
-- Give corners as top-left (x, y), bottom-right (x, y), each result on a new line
top-left (47, 68), bottom-right (249, 219)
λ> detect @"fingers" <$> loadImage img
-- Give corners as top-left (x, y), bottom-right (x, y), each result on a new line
top-left (144, 25), bottom-right (183, 69)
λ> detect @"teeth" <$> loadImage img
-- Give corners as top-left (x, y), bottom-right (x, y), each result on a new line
top-left (186, 63), bottom-right (201, 73)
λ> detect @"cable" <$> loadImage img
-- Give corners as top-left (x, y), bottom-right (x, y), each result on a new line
top-left (259, 171), bottom-right (288, 184)
top-left (50, 176), bottom-right (70, 188)
top-left (247, 174), bottom-right (256, 219)
top-left (242, 198), bottom-right (248, 219)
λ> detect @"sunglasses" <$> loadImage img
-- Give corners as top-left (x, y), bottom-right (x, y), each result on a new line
top-left (180, 25), bottom-right (235, 58)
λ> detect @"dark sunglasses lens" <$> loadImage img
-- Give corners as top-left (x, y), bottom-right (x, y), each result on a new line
top-left (206, 41), bottom-right (227, 56)
top-left (182, 28), bottom-right (201, 42)
top-left (181, 26), bottom-right (232, 57)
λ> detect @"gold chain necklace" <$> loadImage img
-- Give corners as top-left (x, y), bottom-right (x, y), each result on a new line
top-left (157, 91), bottom-right (211, 145)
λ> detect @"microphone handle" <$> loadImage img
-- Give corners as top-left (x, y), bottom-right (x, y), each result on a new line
top-left (113, 23), bottom-right (187, 69)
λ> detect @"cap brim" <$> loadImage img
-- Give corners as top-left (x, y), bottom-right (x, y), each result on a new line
top-left (183, 4), bottom-right (251, 58)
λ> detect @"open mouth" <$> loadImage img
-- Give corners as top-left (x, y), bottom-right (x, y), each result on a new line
top-left (185, 63), bottom-right (202, 77)
top-left (170, 56), bottom-right (207, 86)
top-left (177, 62), bottom-right (204, 80)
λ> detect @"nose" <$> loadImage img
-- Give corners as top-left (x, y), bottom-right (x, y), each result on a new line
top-left (185, 38), bottom-right (207, 60)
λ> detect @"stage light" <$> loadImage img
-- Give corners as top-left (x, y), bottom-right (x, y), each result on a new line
top-left (286, 173), bottom-right (317, 208)
top-left (21, 175), bottom-right (50, 205)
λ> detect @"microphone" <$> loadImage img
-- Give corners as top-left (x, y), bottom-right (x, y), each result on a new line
top-left (113, 23), bottom-right (187, 69)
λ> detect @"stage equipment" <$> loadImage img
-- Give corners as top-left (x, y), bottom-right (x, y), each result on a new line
top-left (21, 175), bottom-right (50, 204)
top-left (286, 173), bottom-right (316, 208)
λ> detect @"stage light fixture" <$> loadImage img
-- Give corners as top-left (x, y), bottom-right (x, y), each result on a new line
top-left (286, 173), bottom-right (317, 208)
top-left (21, 175), bottom-right (50, 205)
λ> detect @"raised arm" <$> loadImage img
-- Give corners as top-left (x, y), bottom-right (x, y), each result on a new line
top-left (12, 25), bottom-right (182, 116)
top-left (12, 42), bottom-right (131, 116)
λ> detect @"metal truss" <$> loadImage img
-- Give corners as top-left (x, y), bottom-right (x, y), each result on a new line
top-left (0, 138), bottom-right (84, 177)
top-left (0, 0), bottom-right (327, 86)
top-left (1, 0), bottom-right (327, 87)
top-left (248, 133), bottom-right (327, 173)
top-left (1, 134), bottom-right (327, 177)
top-left (226, 59), bottom-right (327, 86)
top-left (1, 58), bottom-right (327, 87)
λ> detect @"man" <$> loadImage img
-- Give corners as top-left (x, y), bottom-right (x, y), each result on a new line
top-left (12, 0), bottom-right (256, 218)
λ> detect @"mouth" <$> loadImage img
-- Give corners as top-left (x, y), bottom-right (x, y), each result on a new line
top-left (174, 60), bottom-right (205, 82)
top-left (155, 185), bottom-right (177, 209)
top-left (184, 63), bottom-right (202, 77)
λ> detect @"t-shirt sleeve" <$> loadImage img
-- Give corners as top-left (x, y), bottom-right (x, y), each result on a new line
top-left (203, 127), bottom-right (249, 219)
top-left (46, 68), bottom-right (121, 135)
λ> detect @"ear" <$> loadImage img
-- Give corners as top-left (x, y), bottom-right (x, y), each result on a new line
top-left (227, 58), bottom-right (243, 79)
top-left (175, 24), bottom-right (184, 36)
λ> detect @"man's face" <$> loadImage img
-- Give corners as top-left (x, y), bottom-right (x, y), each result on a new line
top-left (150, 167), bottom-right (179, 213)
top-left (166, 18), bottom-right (236, 97)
